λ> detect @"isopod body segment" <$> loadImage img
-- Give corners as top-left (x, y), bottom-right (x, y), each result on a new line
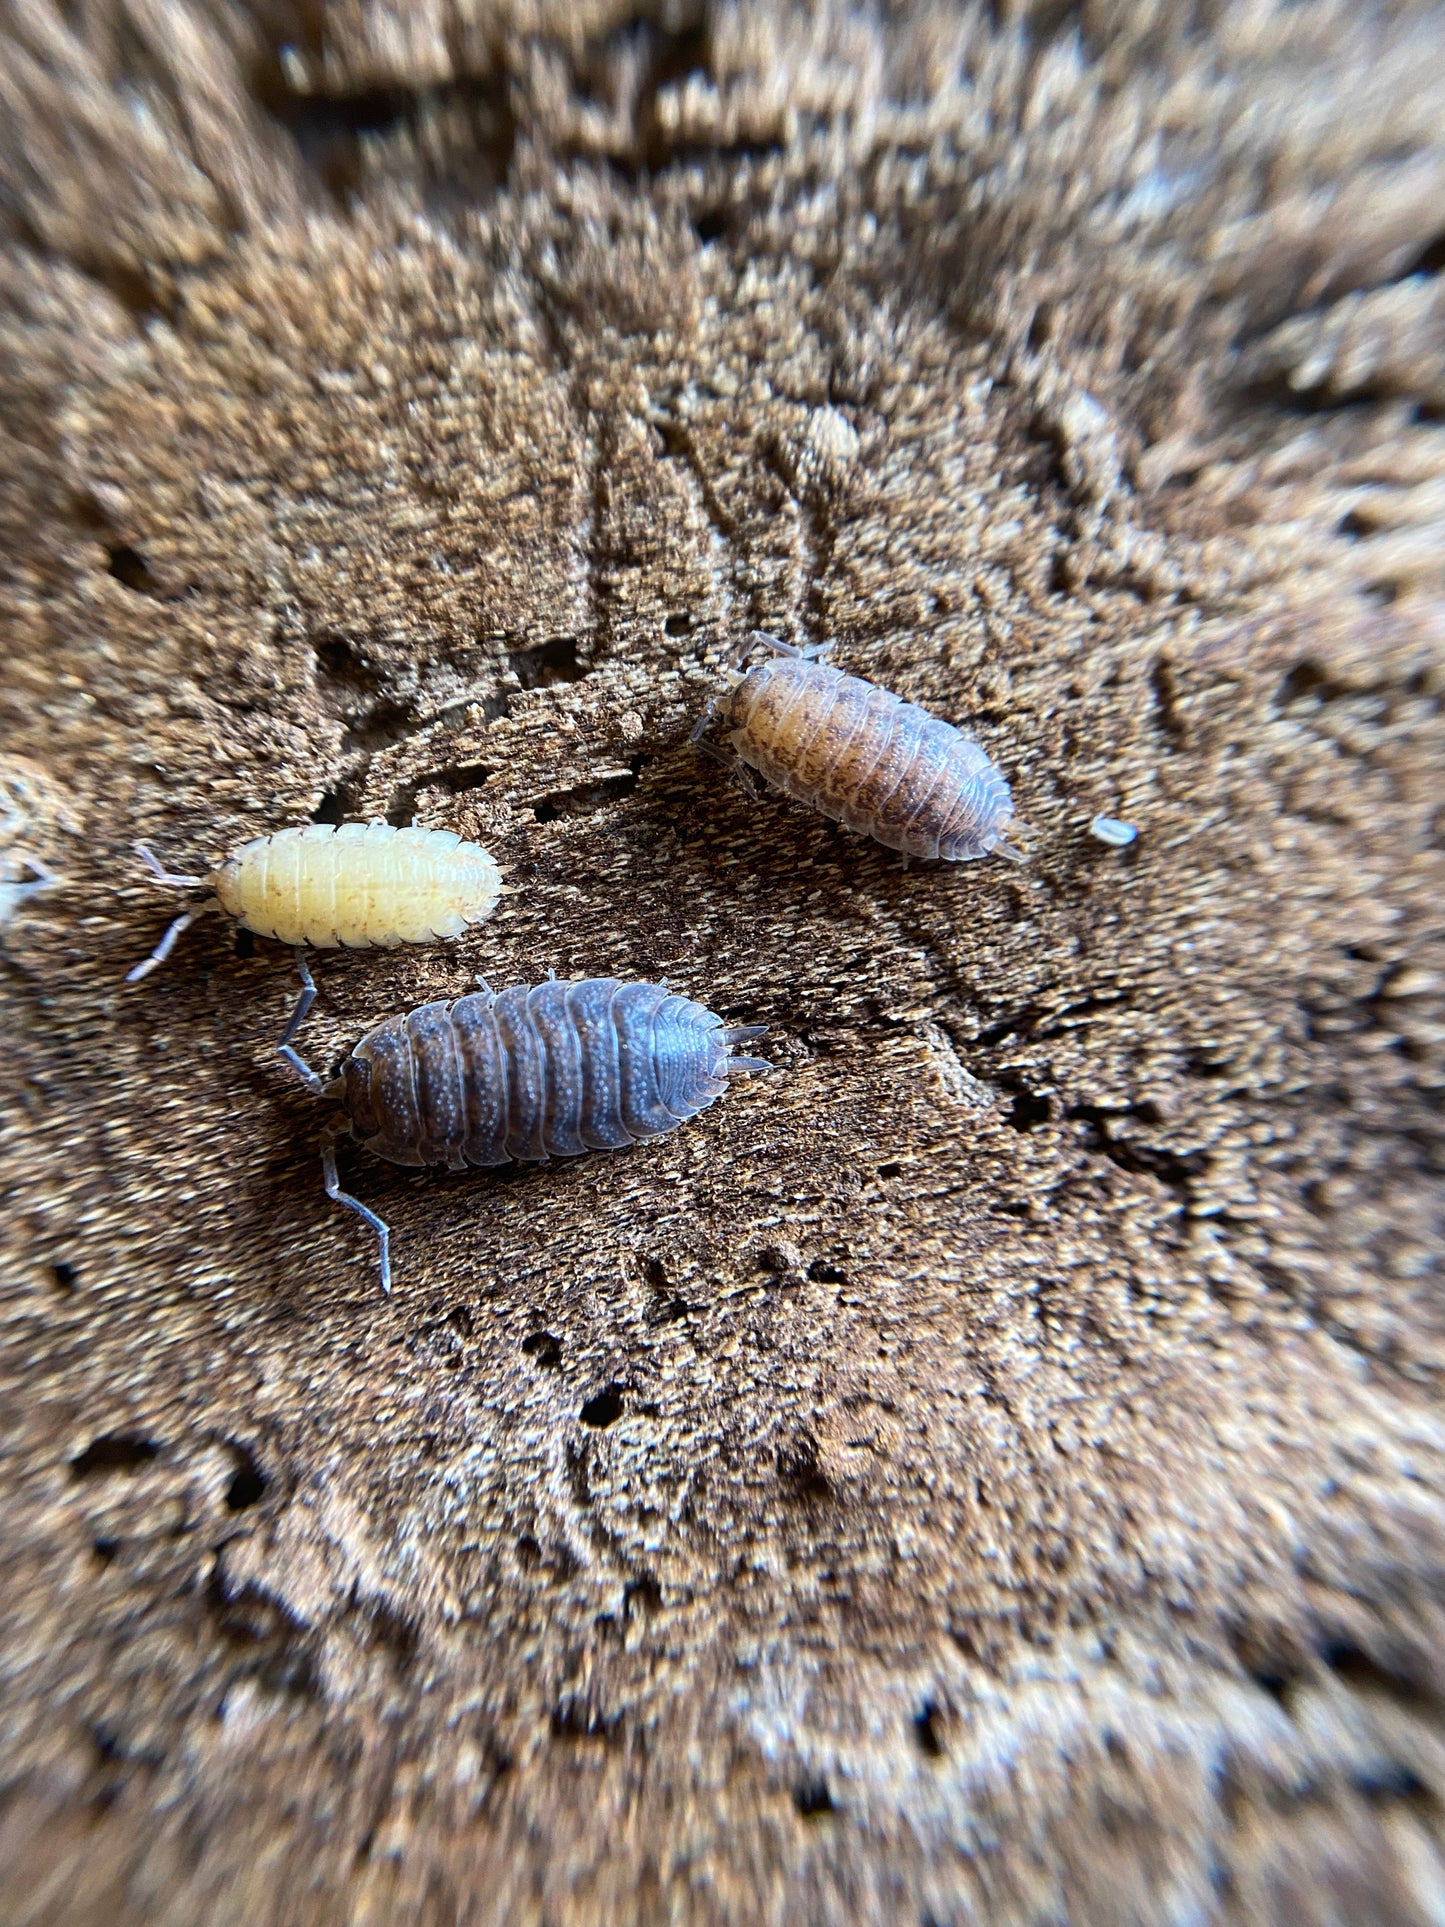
top-left (213, 823), bottom-right (501, 948)
top-left (703, 635), bottom-right (1023, 862)
top-left (127, 821), bottom-right (503, 981)
top-left (285, 976), bottom-right (770, 1290)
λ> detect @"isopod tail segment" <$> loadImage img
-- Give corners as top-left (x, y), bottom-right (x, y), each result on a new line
top-left (718, 1022), bottom-right (772, 1074)
top-left (993, 824), bottom-right (1031, 863)
top-left (125, 843), bottom-right (214, 982)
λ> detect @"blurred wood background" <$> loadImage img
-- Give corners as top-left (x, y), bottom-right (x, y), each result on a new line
top-left (2, 2), bottom-right (1444, 1921)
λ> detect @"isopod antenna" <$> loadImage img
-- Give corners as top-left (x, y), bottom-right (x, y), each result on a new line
top-left (125, 842), bottom-right (216, 982)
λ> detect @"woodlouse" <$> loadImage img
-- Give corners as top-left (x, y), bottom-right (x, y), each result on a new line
top-left (127, 820), bottom-right (503, 982)
top-left (695, 633), bottom-right (1024, 862)
top-left (284, 973), bottom-right (770, 1291)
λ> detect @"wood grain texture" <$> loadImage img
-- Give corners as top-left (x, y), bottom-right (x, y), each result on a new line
top-left (1, 3), bottom-right (1444, 1923)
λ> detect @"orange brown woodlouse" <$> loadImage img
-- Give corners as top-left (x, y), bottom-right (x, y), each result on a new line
top-left (695, 633), bottom-right (1025, 862)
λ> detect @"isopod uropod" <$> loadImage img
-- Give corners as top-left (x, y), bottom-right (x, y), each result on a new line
top-left (695, 633), bottom-right (1024, 862)
top-left (283, 973), bottom-right (771, 1291)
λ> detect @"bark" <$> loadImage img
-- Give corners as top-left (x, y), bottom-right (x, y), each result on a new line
top-left (2, 3), bottom-right (1444, 1922)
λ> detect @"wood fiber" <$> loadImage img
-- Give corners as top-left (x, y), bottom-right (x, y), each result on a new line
top-left (1, 3), bottom-right (1443, 1923)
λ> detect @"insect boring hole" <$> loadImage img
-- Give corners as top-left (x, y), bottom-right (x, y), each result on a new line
top-left (521, 1330), bottom-right (562, 1369)
top-left (579, 1385), bottom-right (625, 1429)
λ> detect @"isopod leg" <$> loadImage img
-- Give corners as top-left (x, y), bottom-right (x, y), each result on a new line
top-left (726, 1055), bottom-right (772, 1075)
top-left (278, 948), bottom-right (317, 1050)
top-left (689, 692), bottom-right (730, 751)
top-left (279, 1043), bottom-right (329, 1096)
top-left (691, 696), bottom-right (763, 794)
top-left (124, 908), bottom-right (203, 983)
top-left (322, 1133), bottom-right (392, 1294)
top-left (689, 697), bottom-right (724, 747)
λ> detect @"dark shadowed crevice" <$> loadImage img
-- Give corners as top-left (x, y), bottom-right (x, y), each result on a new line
top-left (310, 632), bottom-right (417, 756)
top-left (107, 544), bottom-right (160, 595)
top-left (205, 1565), bottom-right (321, 1703)
top-left (776, 1433), bottom-right (831, 1503)
top-left (580, 1385), bottom-right (625, 1428)
top-left (224, 1444), bottom-right (268, 1511)
top-left (1001, 1083), bottom-right (1053, 1132)
top-left (1068, 1103), bottom-right (1205, 1200)
top-left (426, 762), bottom-right (495, 796)
top-left (522, 1331), bottom-right (563, 1369)
top-left (550, 1694), bottom-right (619, 1742)
top-left (623, 1574), bottom-right (662, 1619)
top-left (913, 1701), bottom-right (947, 1758)
top-left (531, 758), bottom-right (647, 822)
top-left (1403, 231), bottom-right (1445, 278)
top-left (509, 635), bottom-right (585, 689)
top-left (70, 1436), bottom-right (161, 1477)
top-left (251, 51), bottom-right (517, 208)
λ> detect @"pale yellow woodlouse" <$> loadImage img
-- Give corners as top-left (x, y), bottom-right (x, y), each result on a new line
top-left (128, 819), bottom-right (503, 1054)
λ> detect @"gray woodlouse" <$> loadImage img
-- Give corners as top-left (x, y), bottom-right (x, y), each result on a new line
top-left (694, 633), bottom-right (1025, 862)
top-left (284, 972), bottom-right (771, 1291)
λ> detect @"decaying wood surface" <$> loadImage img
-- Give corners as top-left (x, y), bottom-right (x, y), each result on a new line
top-left (2, 3), bottom-right (1444, 1921)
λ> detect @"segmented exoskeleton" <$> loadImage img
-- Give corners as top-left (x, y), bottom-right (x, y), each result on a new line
top-left (283, 973), bottom-right (770, 1291)
top-left (126, 819), bottom-right (504, 1065)
top-left (695, 633), bottom-right (1024, 862)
